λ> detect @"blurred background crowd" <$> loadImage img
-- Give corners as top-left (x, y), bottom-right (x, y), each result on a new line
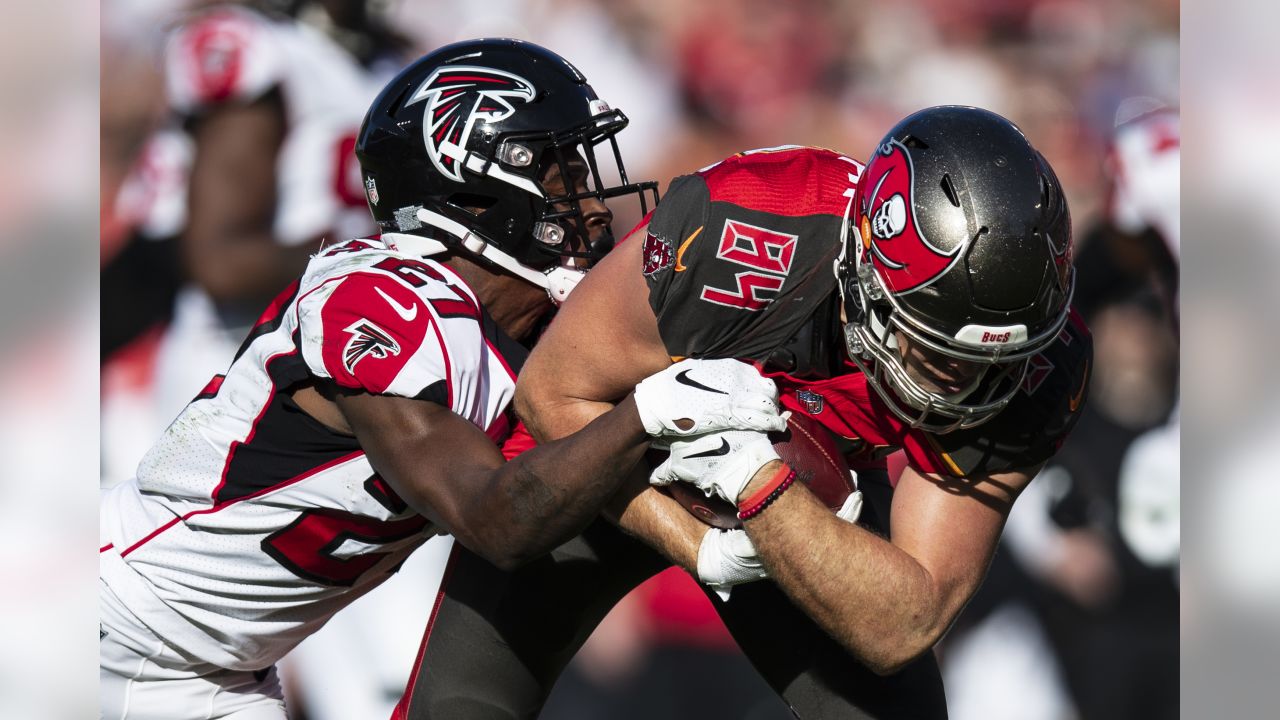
top-left (99, 1), bottom-right (1179, 718)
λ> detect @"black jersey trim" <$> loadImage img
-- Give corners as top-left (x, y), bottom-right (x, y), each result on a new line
top-left (412, 380), bottom-right (449, 405)
top-left (232, 279), bottom-right (302, 364)
top-left (214, 337), bottom-right (361, 505)
top-left (215, 389), bottom-right (364, 504)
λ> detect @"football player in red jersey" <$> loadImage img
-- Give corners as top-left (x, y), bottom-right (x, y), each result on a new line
top-left (99, 40), bottom-right (786, 720)
top-left (396, 109), bottom-right (1091, 719)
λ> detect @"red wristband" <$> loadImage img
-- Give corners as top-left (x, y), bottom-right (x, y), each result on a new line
top-left (737, 464), bottom-right (796, 521)
top-left (737, 462), bottom-right (792, 511)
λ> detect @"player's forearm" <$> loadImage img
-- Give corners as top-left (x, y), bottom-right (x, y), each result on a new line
top-left (517, 388), bottom-right (703, 573)
top-left (608, 484), bottom-right (704, 573)
top-left (469, 395), bottom-right (650, 568)
top-left (744, 485), bottom-right (947, 675)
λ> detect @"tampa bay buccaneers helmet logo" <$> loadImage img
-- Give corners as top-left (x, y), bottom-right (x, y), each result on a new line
top-left (405, 65), bottom-right (536, 183)
top-left (858, 139), bottom-right (962, 294)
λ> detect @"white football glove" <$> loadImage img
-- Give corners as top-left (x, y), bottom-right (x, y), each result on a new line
top-left (837, 487), bottom-right (864, 524)
top-left (698, 528), bottom-right (767, 601)
top-left (633, 358), bottom-right (786, 438)
top-left (650, 429), bottom-right (780, 504)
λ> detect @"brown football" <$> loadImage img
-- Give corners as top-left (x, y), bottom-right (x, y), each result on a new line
top-left (660, 412), bottom-right (856, 529)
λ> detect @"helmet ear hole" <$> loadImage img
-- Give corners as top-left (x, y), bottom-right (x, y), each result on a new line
top-left (940, 174), bottom-right (960, 207)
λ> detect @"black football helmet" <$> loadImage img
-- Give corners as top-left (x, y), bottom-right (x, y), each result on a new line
top-left (355, 38), bottom-right (658, 302)
top-left (837, 106), bottom-right (1074, 432)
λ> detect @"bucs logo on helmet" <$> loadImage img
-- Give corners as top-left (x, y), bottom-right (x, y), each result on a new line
top-left (405, 65), bottom-right (537, 183)
top-left (858, 140), bottom-right (962, 294)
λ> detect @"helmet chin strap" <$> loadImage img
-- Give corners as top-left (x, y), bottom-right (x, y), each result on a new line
top-left (544, 266), bottom-right (586, 304)
top-left (384, 210), bottom-right (586, 306)
top-left (381, 232), bottom-right (450, 257)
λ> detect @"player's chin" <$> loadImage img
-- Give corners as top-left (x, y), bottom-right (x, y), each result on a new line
top-left (930, 378), bottom-right (977, 398)
top-left (512, 294), bottom-right (556, 340)
top-left (907, 367), bottom-right (981, 398)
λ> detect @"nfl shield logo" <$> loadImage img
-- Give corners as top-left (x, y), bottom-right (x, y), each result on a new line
top-left (796, 389), bottom-right (824, 415)
top-left (365, 176), bottom-right (380, 206)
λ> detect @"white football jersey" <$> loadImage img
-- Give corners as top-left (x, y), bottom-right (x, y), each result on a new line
top-left (100, 237), bottom-right (522, 671)
top-left (163, 5), bottom-right (381, 245)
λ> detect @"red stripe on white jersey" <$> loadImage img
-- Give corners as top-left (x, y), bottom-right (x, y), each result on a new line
top-left (121, 450), bottom-right (365, 558)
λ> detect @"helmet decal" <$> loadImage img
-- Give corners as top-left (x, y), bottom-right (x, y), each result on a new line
top-left (405, 65), bottom-right (536, 183)
top-left (859, 139), bottom-right (962, 294)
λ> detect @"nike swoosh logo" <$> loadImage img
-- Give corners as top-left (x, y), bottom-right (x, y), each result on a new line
top-left (674, 226), bottom-right (703, 272)
top-left (375, 286), bottom-right (418, 322)
top-left (686, 438), bottom-right (731, 459)
top-left (1068, 359), bottom-right (1089, 412)
top-left (675, 369), bottom-right (727, 395)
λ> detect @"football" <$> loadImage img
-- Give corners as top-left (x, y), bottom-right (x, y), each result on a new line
top-left (660, 411), bottom-right (856, 529)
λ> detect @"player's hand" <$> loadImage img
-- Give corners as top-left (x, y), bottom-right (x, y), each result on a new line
top-left (633, 358), bottom-right (785, 437)
top-left (698, 527), bottom-right (767, 601)
top-left (650, 429), bottom-right (780, 504)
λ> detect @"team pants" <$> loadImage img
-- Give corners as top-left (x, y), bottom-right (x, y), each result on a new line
top-left (393, 470), bottom-right (948, 719)
top-left (99, 579), bottom-right (287, 720)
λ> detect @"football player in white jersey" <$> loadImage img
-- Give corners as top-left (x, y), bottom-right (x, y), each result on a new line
top-left (99, 39), bottom-right (787, 720)
top-left (102, 6), bottom-right (419, 715)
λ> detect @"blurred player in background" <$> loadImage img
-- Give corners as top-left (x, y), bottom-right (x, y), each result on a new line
top-left (397, 107), bottom-right (1092, 719)
top-left (1075, 104), bottom-right (1179, 320)
top-left (1033, 106), bottom-right (1180, 720)
top-left (100, 39), bottom-right (785, 720)
top-left (101, 0), bottom-right (412, 489)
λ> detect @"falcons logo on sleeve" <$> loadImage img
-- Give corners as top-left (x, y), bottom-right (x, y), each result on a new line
top-left (342, 319), bottom-right (402, 374)
top-left (404, 66), bottom-right (536, 183)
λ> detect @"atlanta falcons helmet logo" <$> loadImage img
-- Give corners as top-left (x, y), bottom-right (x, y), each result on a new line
top-left (342, 319), bottom-right (402, 374)
top-left (404, 65), bottom-right (537, 183)
top-left (858, 139), bottom-right (963, 295)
